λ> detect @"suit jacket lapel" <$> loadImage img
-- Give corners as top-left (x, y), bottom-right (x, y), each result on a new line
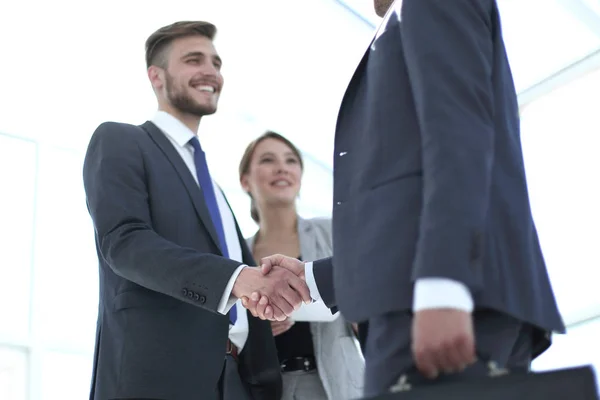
top-left (337, 4), bottom-right (397, 120)
top-left (216, 185), bottom-right (257, 266)
top-left (141, 121), bottom-right (223, 255)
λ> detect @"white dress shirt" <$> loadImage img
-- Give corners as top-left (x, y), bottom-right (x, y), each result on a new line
top-left (151, 111), bottom-right (248, 351)
top-left (304, 259), bottom-right (474, 312)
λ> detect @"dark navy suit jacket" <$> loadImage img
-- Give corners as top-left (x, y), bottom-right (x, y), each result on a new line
top-left (312, 0), bottom-right (565, 357)
top-left (83, 121), bottom-right (281, 399)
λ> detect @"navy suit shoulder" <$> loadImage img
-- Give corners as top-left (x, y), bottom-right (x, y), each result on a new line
top-left (329, 0), bottom-right (564, 342)
top-left (84, 120), bottom-right (242, 311)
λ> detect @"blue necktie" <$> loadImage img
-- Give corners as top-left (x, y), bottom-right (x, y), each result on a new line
top-left (189, 137), bottom-right (236, 325)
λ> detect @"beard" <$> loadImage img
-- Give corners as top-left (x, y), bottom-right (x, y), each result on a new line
top-left (165, 71), bottom-right (217, 117)
top-left (374, 0), bottom-right (394, 17)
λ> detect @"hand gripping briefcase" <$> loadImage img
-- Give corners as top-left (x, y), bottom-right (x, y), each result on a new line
top-left (362, 360), bottom-right (598, 400)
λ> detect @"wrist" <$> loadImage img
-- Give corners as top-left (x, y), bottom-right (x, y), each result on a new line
top-left (298, 265), bottom-right (306, 281)
top-left (231, 266), bottom-right (255, 298)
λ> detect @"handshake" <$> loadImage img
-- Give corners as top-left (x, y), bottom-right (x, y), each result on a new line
top-left (231, 254), bottom-right (310, 321)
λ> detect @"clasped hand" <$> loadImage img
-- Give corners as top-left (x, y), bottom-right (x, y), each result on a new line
top-left (233, 254), bottom-right (309, 321)
top-left (235, 255), bottom-right (477, 380)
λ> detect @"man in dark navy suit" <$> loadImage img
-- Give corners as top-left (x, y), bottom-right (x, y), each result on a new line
top-left (244, 1), bottom-right (565, 397)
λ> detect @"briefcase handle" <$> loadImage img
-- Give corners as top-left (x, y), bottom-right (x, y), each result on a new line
top-left (390, 351), bottom-right (515, 393)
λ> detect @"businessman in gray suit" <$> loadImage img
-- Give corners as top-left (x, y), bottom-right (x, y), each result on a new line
top-left (243, 1), bottom-right (566, 397)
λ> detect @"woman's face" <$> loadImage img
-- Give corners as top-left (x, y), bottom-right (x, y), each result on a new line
top-left (241, 138), bottom-right (302, 209)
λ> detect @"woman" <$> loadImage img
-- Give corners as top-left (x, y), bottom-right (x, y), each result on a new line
top-left (239, 131), bottom-right (364, 400)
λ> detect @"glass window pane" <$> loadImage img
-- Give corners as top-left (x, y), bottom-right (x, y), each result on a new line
top-left (335, 0), bottom-right (380, 26)
top-left (31, 146), bottom-right (98, 352)
top-left (0, 346), bottom-right (28, 400)
top-left (520, 68), bottom-right (600, 324)
top-left (297, 155), bottom-right (333, 218)
top-left (500, 0), bottom-right (600, 91)
top-left (40, 351), bottom-right (93, 400)
top-left (582, 0), bottom-right (600, 18)
top-left (0, 134), bottom-right (36, 339)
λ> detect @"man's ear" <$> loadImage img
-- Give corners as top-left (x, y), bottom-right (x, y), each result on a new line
top-left (148, 65), bottom-right (164, 90)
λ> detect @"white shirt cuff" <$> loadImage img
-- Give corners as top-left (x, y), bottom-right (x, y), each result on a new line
top-left (412, 278), bottom-right (474, 312)
top-left (304, 261), bottom-right (322, 302)
top-left (217, 264), bottom-right (246, 315)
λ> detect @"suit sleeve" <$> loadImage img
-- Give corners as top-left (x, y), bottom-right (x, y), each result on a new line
top-left (311, 257), bottom-right (337, 310)
top-left (83, 122), bottom-right (242, 313)
top-left (400, 0), bottom-right (495, 290)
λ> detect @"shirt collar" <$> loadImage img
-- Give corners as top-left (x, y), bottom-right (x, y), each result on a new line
top-left (151, 110), bottom-right (196, 148)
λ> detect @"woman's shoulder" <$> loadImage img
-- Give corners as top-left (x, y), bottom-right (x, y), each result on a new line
top-left (300, 216), bottom-right (333, 244)
top-left (302, 216), bottom-right (332, 231)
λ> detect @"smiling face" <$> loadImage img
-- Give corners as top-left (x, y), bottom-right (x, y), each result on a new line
top-left (148, 35), bottom-right (224, 118)
top-left (241, 137), bottom-right (303, 211)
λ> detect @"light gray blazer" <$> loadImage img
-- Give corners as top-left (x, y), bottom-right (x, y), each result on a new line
top-left (247, 217), bottom-right (364, 400)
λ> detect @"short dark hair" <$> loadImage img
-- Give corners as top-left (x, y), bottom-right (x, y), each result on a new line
top-left (145, 21), bottom-right (217, 69)
top-left (239, 131), bottom-right (304, 223)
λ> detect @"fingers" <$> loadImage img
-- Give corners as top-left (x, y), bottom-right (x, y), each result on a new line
top-left (271, 319), bottom-right (295, 336)
top-left (412, 309), bottom-right (476, 379)
top-left (413, 347), bottom-right (439, 379)
top-left (257, 268), bottom-right (308, 317)
top-left (414, 341), bottom-right (470, 378)
top-left (265, 305), bottom-right (276, 320)
top-left (254, 295), bottom-right (283, 321)
top-left (441, 334), bottom-right (475, 374)
top-left (268, 290), bottom-right (296, 317)
top-left (243, 267), bottom-right (311, 321)
top-left (260, 263), bottom-right (272, 275)
top-left (241, 292), bottom-right (261, 318)
top-left (242, 293), bottom-right (276, 320)
top-left (286, 274), bottom-right (312, 304)
top-left (455, 332), bottom-right (476, 368)
top-left (259, 254), bottom-right (285, 275)
top-left (438, 344), bottom-right (465, 374)
top-left (255, 295), bottom-right (270, 319)
top-left (260, 254), bottom-right (304, 276)
top-left (269, 273), bottom-right (311, 314)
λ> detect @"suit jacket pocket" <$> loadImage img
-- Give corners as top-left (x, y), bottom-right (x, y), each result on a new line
top-left (113, 289), bottom-right (181, 311)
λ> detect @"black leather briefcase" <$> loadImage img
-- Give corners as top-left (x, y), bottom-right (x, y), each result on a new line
top-left (362, 362), bottom-right (598, 400)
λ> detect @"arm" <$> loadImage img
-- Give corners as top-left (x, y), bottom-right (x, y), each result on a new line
top-left (288, 259), bottom-right (338, 322)
top-left (83, 122), bottom-right (243, 313)
top-left (306, 258), bottom-right (337, 310)
top-left (400, 0), bottom-right (495, 293)
top-left (242, 255), bottom-right (337, 320)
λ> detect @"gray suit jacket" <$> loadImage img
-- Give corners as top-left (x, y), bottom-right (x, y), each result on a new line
top-left (247, 217), bottom-right (364, 400)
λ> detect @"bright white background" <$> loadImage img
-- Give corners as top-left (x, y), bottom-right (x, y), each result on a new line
top-left (0, 0), bottom-right (599, 398)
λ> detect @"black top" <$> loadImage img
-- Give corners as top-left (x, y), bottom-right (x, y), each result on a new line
top-left (274, 256), bottom-right (315, 362)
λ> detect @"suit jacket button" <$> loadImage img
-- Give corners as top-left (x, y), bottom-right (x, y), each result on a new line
top-left (199, 295), bottom-right (206, 304)
top-left (182, 288), bottom-right (188, 296)
top-left (187, 291), bottom-right (194, 299)
top-left (194, 293), bottom-right (200, 301)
